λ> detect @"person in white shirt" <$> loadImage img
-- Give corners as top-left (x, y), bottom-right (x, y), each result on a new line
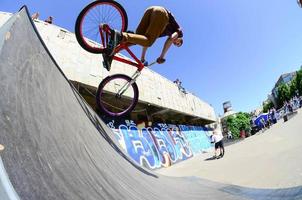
top-left (227, 130), bottom-right (233, 139)
top-left (211, 129), bottom-right (225, 159)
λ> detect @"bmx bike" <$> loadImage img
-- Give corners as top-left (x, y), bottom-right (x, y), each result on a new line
top-left (75, 0), bottom-right (156, 117)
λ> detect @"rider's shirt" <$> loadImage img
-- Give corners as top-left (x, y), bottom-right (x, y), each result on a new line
top-left (212, 133), bottom-right (223, 143)
top-left (160, 9), bottom-right (183, 38)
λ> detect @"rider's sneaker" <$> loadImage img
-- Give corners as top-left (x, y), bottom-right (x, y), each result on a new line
top-left (102, 53), bottom-right (113, 71)
top-left (107, 29), bottom-right (122, 55)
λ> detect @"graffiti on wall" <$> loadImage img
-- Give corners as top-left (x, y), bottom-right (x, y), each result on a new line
top-left (105, 119), bottom-right (213, 170)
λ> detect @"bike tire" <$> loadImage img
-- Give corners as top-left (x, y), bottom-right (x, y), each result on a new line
top-left (96, 74), bottom-right (139, 117)
top-left (75, 0), bottom-right (128, 54)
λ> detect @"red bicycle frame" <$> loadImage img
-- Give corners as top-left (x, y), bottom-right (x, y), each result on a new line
top-left (113, 44), bottom-right (145, 71)
top-left (99, 24), bottom-right (145, 72)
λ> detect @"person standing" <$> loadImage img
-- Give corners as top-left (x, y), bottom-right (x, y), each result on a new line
top-left (227, 130), bottom-right (233, 139)
top-left (211, 129), bottom-right (225, 159)
top-left (44, 16), bottom-right (53, 24)
top-left (31, 12), bottom-right (39, 20)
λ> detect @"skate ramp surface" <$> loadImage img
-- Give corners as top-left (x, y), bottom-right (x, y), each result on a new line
top-left (0, 6), bottom-right (301, 200)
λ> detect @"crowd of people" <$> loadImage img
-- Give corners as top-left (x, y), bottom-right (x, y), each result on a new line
top-left (252, 95), bottom-right (302, 133)
top-left (283, 95), bottom-right (302, 114)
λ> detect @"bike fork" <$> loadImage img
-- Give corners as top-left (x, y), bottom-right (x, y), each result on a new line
top-left (117, 70), bottom-right (141, 97)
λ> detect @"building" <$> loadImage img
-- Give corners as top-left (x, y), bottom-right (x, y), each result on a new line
top-left (270, 71), bottom-right (297, 107)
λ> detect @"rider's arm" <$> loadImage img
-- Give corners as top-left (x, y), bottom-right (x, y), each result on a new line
top-left (157, 32), bottom-right (179, 64)
top-left (141, 46), bottom-right (148, 63)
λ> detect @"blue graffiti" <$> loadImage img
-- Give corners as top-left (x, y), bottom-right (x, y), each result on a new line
top-left (106, 120), bottom-right (212, 170)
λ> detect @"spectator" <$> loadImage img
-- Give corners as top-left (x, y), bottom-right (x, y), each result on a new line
top-left (211, 129), bottom-right (225, 159)
top-left (260, 118), bottom-right (266, 131)
top-left (284, 101), bottom-right (289, 114)
top-left (173, 78), bottom-right (181, 85)
top-left (293, 96), bottom-right (299, 109)
top-left (173, 78), bottom-right (187, 94)
top-left (271, 108), bottom-right (277, 124)
top-left (31, 12), bottom-right (39, 20)
top-left (45, 16), bottom-right (53, 24)
top-left (288, 101), bottom-right (293, 113)
top-left (227, 130), bottom-right (233, 139)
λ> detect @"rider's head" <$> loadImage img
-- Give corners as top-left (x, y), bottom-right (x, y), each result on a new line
top-left (173, 37), bottom-right (183, 47)
top-left (173, 30), bottom-right (183, 47)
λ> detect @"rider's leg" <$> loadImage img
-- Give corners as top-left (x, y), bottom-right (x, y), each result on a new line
top-left (104, 7), bottom-right (168, 71)
top-left (122, 6), bottom-right (169, 47)
top-left (135, 7), bottom-right (153, 35)
top-left (141, 47), bottom-right (148, 63)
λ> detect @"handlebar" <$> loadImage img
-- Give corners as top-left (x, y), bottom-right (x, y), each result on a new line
top-left (145, 61), bottom-right (157, 67)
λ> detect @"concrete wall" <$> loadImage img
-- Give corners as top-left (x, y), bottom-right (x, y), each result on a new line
top-left (0, 12), bottom-right (216, 121)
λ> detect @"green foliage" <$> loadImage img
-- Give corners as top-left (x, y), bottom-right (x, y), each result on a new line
top-left (289, 78), bottom-right (297, 98)
top-left (226, 112), bottom-right (251, 139)
top-left (277, 83), bottom-right (290, 108)
top-left (275, 69), bottom-right (302, 108)
top-left (296, 69), bottom-right (302, 95)
top-left (263, 101), bottom-right (274, 113)
top-left (226, 116), bottom-right (239, 139)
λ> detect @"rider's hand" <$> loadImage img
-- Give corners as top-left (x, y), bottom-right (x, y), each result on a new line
top-left (156, 57), bottom-right (166, 64)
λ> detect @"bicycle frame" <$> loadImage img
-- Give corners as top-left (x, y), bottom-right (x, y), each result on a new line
top-left (100, 24), bottom-right (145, 70)
top-left (99, 24), bottom-right (151, 97)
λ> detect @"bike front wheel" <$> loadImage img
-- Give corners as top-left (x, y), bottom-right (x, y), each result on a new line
top-left (75, 0), bottom-right (128, 54)
top-left (96, 74), bottom-right (139, 117)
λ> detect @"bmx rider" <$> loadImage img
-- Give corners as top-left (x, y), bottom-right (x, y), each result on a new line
top-left (104, 6), bottom-right (183, 71)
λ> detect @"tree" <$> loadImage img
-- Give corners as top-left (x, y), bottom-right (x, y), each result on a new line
top-left (263, 101), bottom-right (274, 113)
top-left (226, 112), bottom-right (251, 139)
top-left (226, 115), bottom-right (239, 139)
top-left (277, 83), bottom-right (290, 108)
top-left (296, 69), bottom-right (302, 96)
top-left (289, 78), bottom-right (297, 98)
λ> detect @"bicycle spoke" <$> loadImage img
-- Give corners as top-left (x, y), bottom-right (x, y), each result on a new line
top-left (97, 75), bottom-right (138, 117)
top-left (75, 0), bottom-right (128, 53)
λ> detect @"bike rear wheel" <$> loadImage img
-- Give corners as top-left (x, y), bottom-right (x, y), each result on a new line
top-left (96, 74), bottom-right (139, 117)
top-left (75, 0), bottom-right (128, 54)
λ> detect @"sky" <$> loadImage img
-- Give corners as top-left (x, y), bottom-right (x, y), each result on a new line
top-left (1, 0), bottom-right (302, 116)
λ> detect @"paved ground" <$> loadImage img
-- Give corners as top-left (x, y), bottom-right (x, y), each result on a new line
top-left (157, 109), bottom-right (302, 189)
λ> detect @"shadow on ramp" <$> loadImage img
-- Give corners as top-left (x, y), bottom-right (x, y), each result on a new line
top-left (0, 6), bottom-right (301, 200)
top-left (204, 156), bottom-right (223, 161)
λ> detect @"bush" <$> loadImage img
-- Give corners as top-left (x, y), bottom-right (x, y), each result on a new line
top-left (226, 112), bottom-right (251, 139)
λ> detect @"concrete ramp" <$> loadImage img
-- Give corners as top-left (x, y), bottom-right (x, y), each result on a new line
top-left (0, 6), bottom-right (301, 200)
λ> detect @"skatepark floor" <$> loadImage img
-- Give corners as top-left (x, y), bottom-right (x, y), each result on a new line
top-left (157, 108), bottom-right (302, 189)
